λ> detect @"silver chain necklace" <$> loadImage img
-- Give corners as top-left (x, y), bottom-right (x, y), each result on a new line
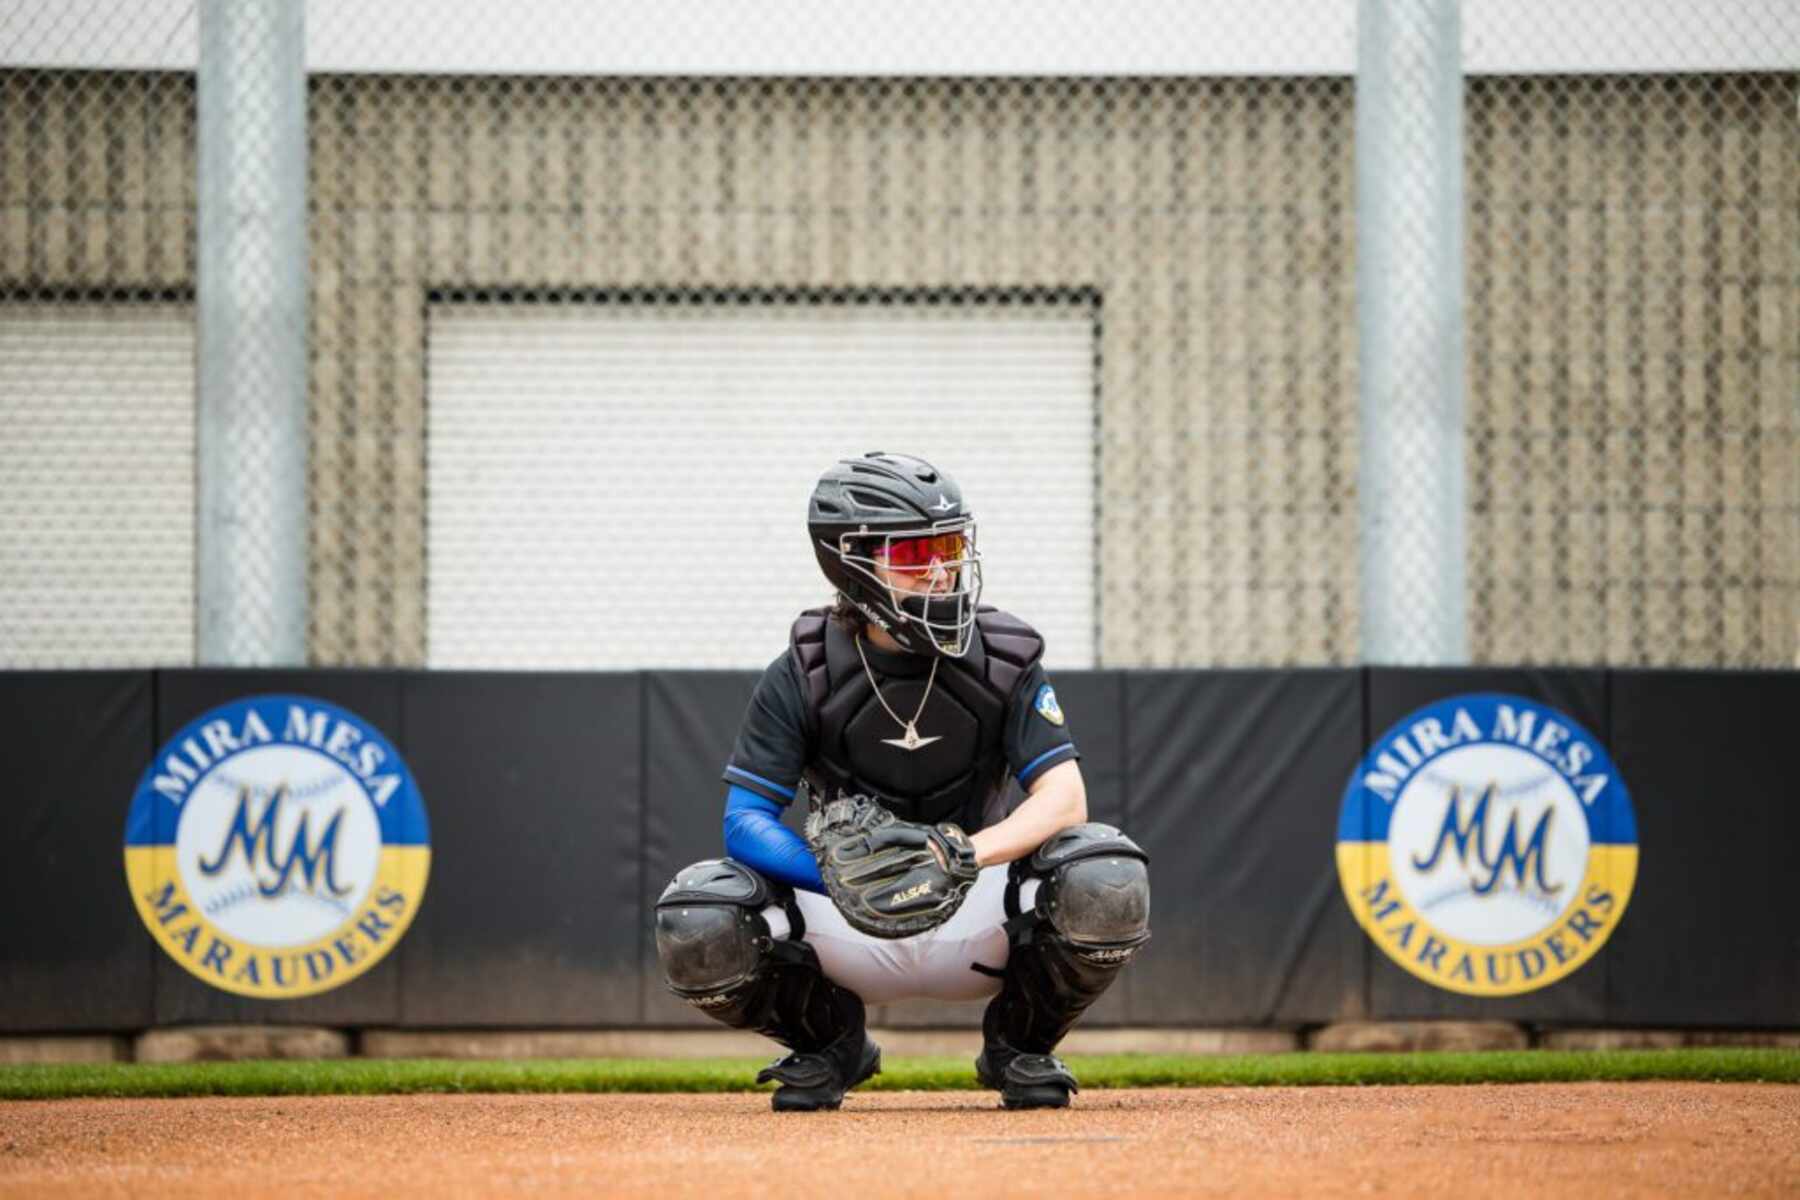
top-left (855, 635), bottom-right (943, 751)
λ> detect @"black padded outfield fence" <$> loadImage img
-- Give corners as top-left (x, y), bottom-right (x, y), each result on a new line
top-left (3, 667), bottom-right (1794, 1035)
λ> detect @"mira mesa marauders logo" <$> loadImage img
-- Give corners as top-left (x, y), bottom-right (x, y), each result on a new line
top-left (1335, 694), bottom-right (1638, 997)
top-left (123, 696), bottom-right (431, 999)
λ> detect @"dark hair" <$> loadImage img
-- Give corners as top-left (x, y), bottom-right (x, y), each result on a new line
top-left (827, 591), bottom-right (864, 636)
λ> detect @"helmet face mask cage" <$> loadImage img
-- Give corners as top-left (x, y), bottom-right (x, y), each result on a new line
top-left (828, 518), bottom-right (984, 657)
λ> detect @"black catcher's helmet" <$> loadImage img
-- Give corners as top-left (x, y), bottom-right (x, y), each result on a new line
top-left (808, 452), bottom-right (984, 657)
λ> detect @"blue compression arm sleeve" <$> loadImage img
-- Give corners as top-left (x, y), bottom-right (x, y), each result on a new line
top-left (723, 785), bottom-right (825, 894)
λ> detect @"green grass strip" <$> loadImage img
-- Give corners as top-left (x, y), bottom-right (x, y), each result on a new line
top-left (3, 1047), bottom-right (1798, 1101)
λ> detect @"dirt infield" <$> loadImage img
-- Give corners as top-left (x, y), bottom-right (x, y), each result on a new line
top-left (3, 1083), bottom-right (1796, 1198)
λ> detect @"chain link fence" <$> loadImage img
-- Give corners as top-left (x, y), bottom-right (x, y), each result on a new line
top-left (1, 1), bottom-right (1794, 669)
top-left (1462, 24), bottom-right (1799, 668)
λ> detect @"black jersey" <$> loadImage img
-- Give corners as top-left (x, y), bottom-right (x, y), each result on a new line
top-left (722, 608), bottom-right (1078, 832)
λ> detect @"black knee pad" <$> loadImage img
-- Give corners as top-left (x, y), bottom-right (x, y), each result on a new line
top-left (1026, 823), bottom-right (1151, 966)
top-left (654, 858), bottom-right (783, 1005)
top-left (981, 824), bottom-right (1151, 1058)
top-left (653, 859), bottom-right (860, 1054)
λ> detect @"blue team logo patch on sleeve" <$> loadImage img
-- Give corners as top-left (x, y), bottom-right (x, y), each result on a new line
top-left (1034, 684), bottom-right (1065, 726)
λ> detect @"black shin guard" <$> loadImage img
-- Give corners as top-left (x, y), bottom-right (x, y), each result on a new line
top-left (655, 858), bottom-right (867, 1055)
top-left (716, 937), bottom-right (869, 1055)
top-left (983, 918), bottom-right (1127, 1059)
top-left (979, 824), bottom-right (1151, 1078)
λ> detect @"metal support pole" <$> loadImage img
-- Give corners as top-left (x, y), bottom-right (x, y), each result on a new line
top-left (196, 0), bottom-right (309, 665)
top-left (1356, 0), bottom-right (1467, 665)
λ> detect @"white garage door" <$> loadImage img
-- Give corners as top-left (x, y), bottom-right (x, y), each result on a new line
top-left (427, 302), bottom-right (1096, 669)
top-left (0, 303), bottom-right (196, 667)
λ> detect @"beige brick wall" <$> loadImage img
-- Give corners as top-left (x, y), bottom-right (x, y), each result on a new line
top-left (2, 72), bottom-right (1793, 667)
top-left (300, 77), bottom-right (1363, 666)
top-left (1465, 76), bottom-right (1799, 666)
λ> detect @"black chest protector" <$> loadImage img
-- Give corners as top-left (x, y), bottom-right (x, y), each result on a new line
top-left (789, 607), bottom-right (1045, 832)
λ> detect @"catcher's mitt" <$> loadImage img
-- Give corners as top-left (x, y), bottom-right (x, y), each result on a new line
top-left (804, 795), bottom-right (981, 939)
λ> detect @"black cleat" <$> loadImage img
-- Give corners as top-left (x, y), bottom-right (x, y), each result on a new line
top-left (758, 1033), bottom-right (881, 1112)
top-left (976, 1048), bottom-right (1079, 1110)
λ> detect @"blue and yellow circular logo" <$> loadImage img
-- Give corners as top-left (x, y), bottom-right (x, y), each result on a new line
top-left (123, 695), bottom-right (431, 999)
top-left (1336, 693), bottom-right (1637, 997)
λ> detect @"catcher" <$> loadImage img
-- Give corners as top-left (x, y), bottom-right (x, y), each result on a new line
top-left (654, 452), bottom-right (1151, 1112)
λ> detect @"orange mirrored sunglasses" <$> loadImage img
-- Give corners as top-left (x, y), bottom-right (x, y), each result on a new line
top-left (874, 531), bottom-right (968, 570)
